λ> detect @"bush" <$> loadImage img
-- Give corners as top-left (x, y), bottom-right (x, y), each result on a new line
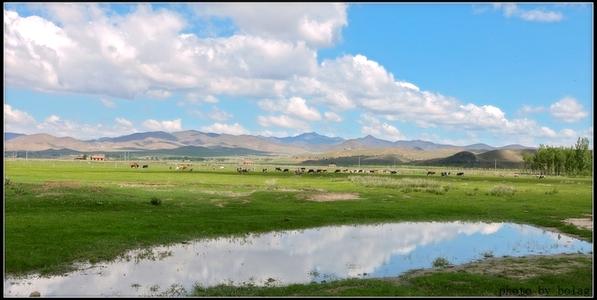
top-left (545, 188), bottom-right (559, 195)
top-left (488, 184), bottom-right (516, 196)
top-left (150, 197), bottom-right (162, 206)
top-left (432, 257), bottom-right (450, 268)
top-left (349, 176), bottom-right (450, 195)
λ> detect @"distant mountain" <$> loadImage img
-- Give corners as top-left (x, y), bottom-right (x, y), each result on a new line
top-left (94, 131), bottom-right (177, 143)
top-left (272, 132), bottom-right (344, 146)
top-left (498, 144), bottom-right (535, 150)
top-left (5, 132), bottom-right (25, 141)
top-left (3, 130), bottom-right (538, 156)
top-left (462, 143), bottom-right (495, 151)
top-left (335, 135), bottom-right (396, 150)
top-left (414, 149), bottom-right (537, 168)
top-left (395, 139), bottom-right (454, 150)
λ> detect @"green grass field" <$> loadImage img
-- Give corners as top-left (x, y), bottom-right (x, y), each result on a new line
top-left (4, 159), bottom-right (593, 295)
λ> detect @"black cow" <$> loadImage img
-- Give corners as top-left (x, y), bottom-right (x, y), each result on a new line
top-left (390, 171), bottom-right (397, 174)
top-left (538, 175), bottom-right (545, 179)
top-left (334, 169), bottom-right (341, 173)
top-left (308, 169), bottom-right (315, 173)
top-left (262, 168), bottom-right (268, 173)
top-left (427, 171), bottom-right (436, 176)
top-left (457, 172), bottom-right (464, 176)
top-left (283, 168), bottom-right (289, 172)
top-left (441, 172), bottom-right (448, 176)
top-left (275, 167), bottom-right (282, 171)
top-left (142, 165), bottom-right (148, 168)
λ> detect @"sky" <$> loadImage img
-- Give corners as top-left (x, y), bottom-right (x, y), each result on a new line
top-left (3, 3), bottom-right (593, 147)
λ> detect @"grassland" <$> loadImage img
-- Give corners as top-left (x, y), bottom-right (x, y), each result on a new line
top-left (4, 159), bottom-right (593, 295)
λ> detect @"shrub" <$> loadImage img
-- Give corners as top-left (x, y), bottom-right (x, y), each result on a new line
top-left (545, 188), bottom-right (559, 195)
top-left (349, 176), bottom-right (450, 194)
top-left (265, 179), bottom-right (278, 190)
top-left (488, 184), bottom-right (516, 196)
top-left (432, 257), bottom-right (450, 268)
top-left (150, 197), bottom-right (162, 206)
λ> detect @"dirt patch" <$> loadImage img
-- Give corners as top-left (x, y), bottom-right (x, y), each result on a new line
top-left (564, 216), bottom-right (593, 230)
top-left (39, 181), bottom-right (81, 191)
top-left (390, 253), bottom-right (592, 282)
top-left (200, 190), bottom-right (254, 197)
top-left (306, 192), bottom-right (360, 202)
top-left (118, 182), bottom-right (174, 188)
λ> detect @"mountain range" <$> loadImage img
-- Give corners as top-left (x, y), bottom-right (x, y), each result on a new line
top-left (4, 131), bottom-right (534, 155)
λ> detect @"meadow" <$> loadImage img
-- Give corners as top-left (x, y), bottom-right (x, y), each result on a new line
top-left (4, 159), bottom-right (593, 296)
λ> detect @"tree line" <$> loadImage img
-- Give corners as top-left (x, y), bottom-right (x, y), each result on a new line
top-left (523, 137), bottom-right (592, 176)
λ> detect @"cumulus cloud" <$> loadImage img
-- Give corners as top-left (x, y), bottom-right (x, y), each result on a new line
top-left (493, 4), bottom-right (563, 22)
top-left (193, 3), bottom-right (348, 47)
top-left (258, 97), bottom-right (321, 121)
top-left (360, 114), bottom-right (405, 141)
top-left (257, 115), bottom-right (310, 131)
top-left (208, 107), bottom-right (233, 122)
top-left (549, 97), bottom-right (588, 123)
top-left (4, 6), bottom-right (318, 99)
top-left (200, 122), bottom-right (249, 135)
top-left (324, 111), bottom-right (342, 122)
top-left (5, 107), bottom-right (138, 139)
top-left (142, 118), bottom-right (182, 132)
top-left (100, 98), bottom-right (116, 108)
top-left (5, 104), bottom-right (36, 129)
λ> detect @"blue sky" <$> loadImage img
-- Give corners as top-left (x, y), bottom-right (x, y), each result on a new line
top-left (4, 3), bottom-right (593, 147)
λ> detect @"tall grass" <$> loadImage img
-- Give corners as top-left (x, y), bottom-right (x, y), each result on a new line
top-left (488, 185), bottom-right (516, 197)
top-left (348, 176), bottom-right (449, 195)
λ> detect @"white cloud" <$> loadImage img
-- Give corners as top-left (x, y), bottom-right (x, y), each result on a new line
top-left (257, 115), bottom-right (310, 130)
top-left (520, 9), bottom-right (563, 22)
top-left (100, 98), bottom-right (116, 108)
top-left (550, 97), bottom-right (588, 123)
top-left (324, 111), bottom-right (342, 122)
top-left (4, 6), bottom-right (318, 99)
top-left (145, 89), bottom-right (172, 99)
top-left (518, 104), bottom-right (545, 115)
top-left (5, 104), bottom-right (37, 131)
top-left (258, 97), bottom-right (321, 121)
top-left (6, 109), bottom-right (137, 139)
top-left (193, 3), bottom-right (348, 47)
top-left (360, 114), bottom-right (405, 141)
top-left (142, 119), bottom-right (182, 132)
top-left (208, 107), bottom-right (233, 122)
top-left (493, 4), bottom-right (563, 22)
top-left (200, 122), bottom-right (249, 135)
top-left (115, 117), bottom-right (134, 130)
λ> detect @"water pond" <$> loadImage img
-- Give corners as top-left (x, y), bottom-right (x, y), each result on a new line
top-left (4, 221), bottom-right (592, 296)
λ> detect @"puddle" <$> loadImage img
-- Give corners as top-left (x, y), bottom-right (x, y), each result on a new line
top-left (4, 222), bottom-right (592, 297)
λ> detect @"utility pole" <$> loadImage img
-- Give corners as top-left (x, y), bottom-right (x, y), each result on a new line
top-left (494, 159), bottom-right (497, 171)
top-left (358, 156), bottom-right (361, 168)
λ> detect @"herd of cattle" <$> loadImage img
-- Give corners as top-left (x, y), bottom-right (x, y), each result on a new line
top-left (238, 167), bottom-right (401, 175)
top-left (128, 162), bottom-right (547, 179)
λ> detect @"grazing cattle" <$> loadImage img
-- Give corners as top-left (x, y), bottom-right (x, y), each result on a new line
top-left (441, 172), bottom-right (450, 176)
top-left (358, 170), bottom-right (363, 173)
top-left (427, 171), bottom-right (436, 176)
top-left (237, 167), bottom-right (249, 173)
top-left (300, 167), bottom-right (306, 171)
top-left (142, 165), bottom-right (148, 168)
top-left (316, 169), bottom-right (322, 173)
top-left (130, 163), bottom-right (139, 168)
top-left (262, 168), bottom-right (268, 173)
top-left (275, 167), bottom-right (282, 171)
top-left (538, 175), bottom-right (545, 179)
top-left (457, 172), bottom-right (464, 176)
top-left (322, 170), bottom-right (327, 173)
top-left (283, 168), bottom-right (289, 172)
top-left (335, 169), bottom-right (341, 173)
top-left (308, 169), bottom-right (315, 173)
top-left (390, 171), bottom-right (397, 174)
top-left (370, 170), bottom-right (376, 173)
